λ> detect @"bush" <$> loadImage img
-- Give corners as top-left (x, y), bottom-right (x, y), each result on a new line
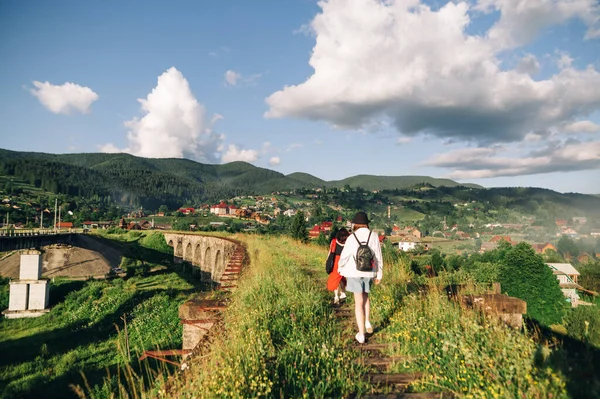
top-left (564, 306), bottom-right (600, 347)
top-left (499, 242), bottom-right (567, 326)
top-left (0, 276), bottom-right (9, 310)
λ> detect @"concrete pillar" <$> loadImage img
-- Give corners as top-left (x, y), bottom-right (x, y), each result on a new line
top-left (9, 283), bottom-right (29, 311)
top-left (28, 280), bottom-right (50, 310)
top-left (19, 250), bottom-right (43, 280)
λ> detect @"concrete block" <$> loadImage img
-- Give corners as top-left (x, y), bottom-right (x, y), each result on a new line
top-left (9, 282), bottom-right (29, 311)
top-left (28, 280), bottom-right (49, 310)
top-left (19, 250), bottom-right (43, 280)
top-left (179, 297), bottom-right (225, 320)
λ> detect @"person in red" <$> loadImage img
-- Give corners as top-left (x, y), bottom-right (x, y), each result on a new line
top-left (327, 227), bottom-right (350, 304)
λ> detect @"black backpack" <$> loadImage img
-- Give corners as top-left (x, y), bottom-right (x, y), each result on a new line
top-left (353, 231), bottom-right (374, 272)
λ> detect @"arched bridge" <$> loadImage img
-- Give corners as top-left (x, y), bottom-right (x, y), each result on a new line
top-left (0, 232), bottom-right (76, 252)
top-left (163, 233), bottom-right (238, 283)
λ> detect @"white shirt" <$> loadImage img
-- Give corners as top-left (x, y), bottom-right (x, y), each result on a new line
top-left (338, 227), bottom-right (383, 280)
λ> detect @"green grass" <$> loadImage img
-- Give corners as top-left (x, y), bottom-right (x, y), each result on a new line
top-left (0, 232), bottom-right (198, 399)
top-left (162, 235), bottom-right (369, 398)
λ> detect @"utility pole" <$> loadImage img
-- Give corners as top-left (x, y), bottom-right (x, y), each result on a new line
top-left (58, 205), bottom-right (61, 231)
top-left (40, 210), bottom-right (43, 230)
top-left (54, 198), bottom-right (57, 232)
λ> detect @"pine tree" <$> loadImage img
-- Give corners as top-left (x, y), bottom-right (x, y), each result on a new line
top-left (290, 211), bottom-right (308, 243)
top-left (499, 242), bottom-right (567, 326)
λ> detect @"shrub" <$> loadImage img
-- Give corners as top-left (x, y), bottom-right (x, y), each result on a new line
top-left (499, 242), bottom-right (567, 326)
top-left (564, 306), bottom-right (600, 347)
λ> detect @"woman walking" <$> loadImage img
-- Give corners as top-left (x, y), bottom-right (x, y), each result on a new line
top-left (327, 227), bottom-right (350, 304)
top-left (338, 212), bottom-right (383, 344)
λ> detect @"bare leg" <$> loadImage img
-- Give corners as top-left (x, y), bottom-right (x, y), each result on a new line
top-left (364, 293), bottom-right (370, 325)
top-left (354, 292), bottom-right (366, 336)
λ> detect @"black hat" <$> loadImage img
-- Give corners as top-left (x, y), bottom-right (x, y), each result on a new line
top-left (351, 211), bottom-right (370, 225)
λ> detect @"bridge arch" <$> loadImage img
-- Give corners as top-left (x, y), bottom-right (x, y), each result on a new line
top-left (185, 242), bottom-right (193, 262)
top-left (203, 247), bottom-right (212, 280)
top-left (214, 250), bottom-right (222, 278)
top-left (194, 243), bottom-right (202, 266)
top-left (175, 241), bottom-right (183, 258)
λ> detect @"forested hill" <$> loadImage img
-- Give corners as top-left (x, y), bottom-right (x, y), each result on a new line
top-left (0, 148), bottom-right (480, 209)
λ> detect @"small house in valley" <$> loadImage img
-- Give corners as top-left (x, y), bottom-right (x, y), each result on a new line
top-left (545, 263), bottom-right (597, 307)
top-left (531, 242), bottom-right (557, 254)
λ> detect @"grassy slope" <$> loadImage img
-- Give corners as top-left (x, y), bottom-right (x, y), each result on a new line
top-left (0, 232), bottom-right (194, 399)
top-left (160, 236), bottom-right (577, 398)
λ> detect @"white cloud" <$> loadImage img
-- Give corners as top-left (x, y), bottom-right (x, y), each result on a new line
top-left (225, 70), bottom-right (241, 86)
top-left (424, 141), bottom-right (600, 178)
top-left (396, 137), bottom-right (413, 145)
top-left (475, 0), bottom-right (600, 49)
top-left (564, 120), bottom-right (600, 133)
top-left (265, 0), bottom-right (600, 146)
top-left (98, 143), bottom-right (123, 153)
top-left (224, 70), bottom-right (262, 87)
top-left (30, 81), bottom-right (98, 114)
top-left (557, 52), bottom-right (574, 69)
top-left (221, 144), bottom-right (259, 163)
top-left (100, 67), bottom-right (223, 162)
top-left (269, 156), bottom-right (281, 166)
top-left (516, 54), bottom-right (540, 75)
top-left (285, 142), bottom-right (303, 152)
top-left (211, 113), bottom-right (224, 124)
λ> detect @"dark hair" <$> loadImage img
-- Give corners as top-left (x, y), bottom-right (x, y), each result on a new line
top-left (336, 227), bottom-right (350, 243)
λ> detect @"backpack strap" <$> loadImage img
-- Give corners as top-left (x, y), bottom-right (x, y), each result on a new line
top-left (354, 231), bottom-right (372, 245)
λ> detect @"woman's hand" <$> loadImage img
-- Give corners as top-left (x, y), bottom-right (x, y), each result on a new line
top-left (375, 279), bottom-right (381, 285)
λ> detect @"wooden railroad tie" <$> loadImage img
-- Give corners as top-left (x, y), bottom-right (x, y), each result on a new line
top-left (359, 356), bottom-right (409, 367)
top-left (139, 349), bottom-right (192, 366)
top-left (216, 284), bottom-right (237, 290)
top-left (362, 393), bottom-right (454, 399)
top-left (367, 372), bottom-right (423, 386)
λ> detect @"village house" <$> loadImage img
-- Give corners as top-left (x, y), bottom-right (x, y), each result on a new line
top-left (283, 209), bottom-right (296, 217)
top-left (479, 242), bottom-right (498, 253)
top-left (177, 207), bottom-right (196, 215)
top-left (531, 242), bottom-right (557, 254)
top-left (392, 225), bottom-right (421, 238)
top-left (547, 263), bottom-right (583, 307)
top-left (396, 237), bottom-right (430, 252)
top-left (308, 221), bottom-right (333, 239)
top-left (82, 221), bottom-right (114, 230)
top-left (572, 217), bottom-right (587, 225)
top-left (555, 219), bottom-right (568, 227)
top-left (577, 253), bottom-right (594, 264)
top-left (210, 201), bottom-right (229, 216)
top-left (490, 235), bottom-right (512, 243)
top-left (55, 221), bottom-right (73, 229)
top-left (590, 230), bottom-right (600, 237)
top-left (558, 228), bottom-right (579, 238)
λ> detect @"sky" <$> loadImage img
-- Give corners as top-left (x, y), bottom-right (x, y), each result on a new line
top-left (1, 0), bottom-right (600, 194)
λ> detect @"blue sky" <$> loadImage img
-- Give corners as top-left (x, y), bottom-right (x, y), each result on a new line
top-left (1, 0), bottom-right (599, 193)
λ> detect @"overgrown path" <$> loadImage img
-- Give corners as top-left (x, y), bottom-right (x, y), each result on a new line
top-left (165, 235), bottom-right (577, 398)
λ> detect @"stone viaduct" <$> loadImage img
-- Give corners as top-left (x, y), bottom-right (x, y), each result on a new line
top-left (163, 233), bottom-right (238, 283)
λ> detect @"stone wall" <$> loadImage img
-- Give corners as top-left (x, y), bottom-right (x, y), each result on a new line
top-left (163, 233), bottom-right (237, 283)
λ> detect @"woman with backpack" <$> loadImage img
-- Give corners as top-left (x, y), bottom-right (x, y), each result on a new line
top-left (338, 211), bottom-right (383, 344)
top-left (326, 227), bottom-right (350, 304)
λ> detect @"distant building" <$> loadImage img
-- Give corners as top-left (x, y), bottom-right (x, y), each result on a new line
top-left (178, 207), bottom-right (196, 215)
top-left (547, 263), bottom-right (582, 307)
top-left (55, 222), bottom-right (73, 229)
top-left (479, 242), bottom-right (498, 253)
top-left (490, 235), bottom-right (512, 243)
top-left (210, 202), bottom-right (229, 215)
top-left (397, 237), bottom-right (430, 252)
top-left (531, 242), bottom-right (556, 254)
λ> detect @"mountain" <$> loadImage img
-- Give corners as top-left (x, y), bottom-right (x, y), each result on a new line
top-left (329, 175), bottom-right (482, 190)
top-left (0, 148), bottom-right (479, 209)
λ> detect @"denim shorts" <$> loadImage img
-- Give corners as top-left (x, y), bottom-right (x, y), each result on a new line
top-left (345, 277), bottom-right (374, 293)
